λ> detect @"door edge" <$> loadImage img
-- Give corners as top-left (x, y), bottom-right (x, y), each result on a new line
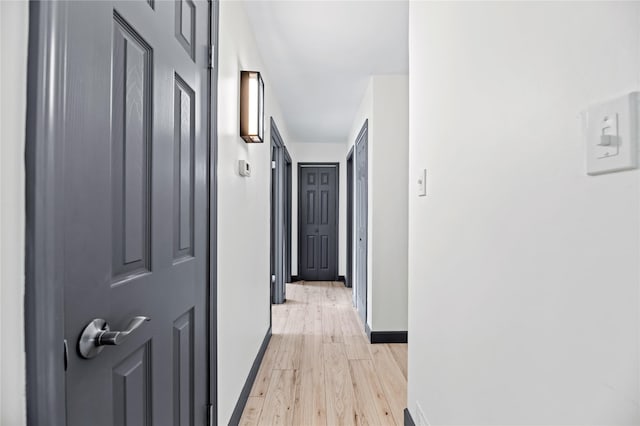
top-left (25, 2), bottom-right (69, 424)
top-left (208, 0), bottom-right (219, 423)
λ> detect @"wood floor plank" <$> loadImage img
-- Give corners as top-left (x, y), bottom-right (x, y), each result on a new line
top-left (250, 335), bottom-right (284, 398)
top-left (239, 397), bottom-right (265, 426)
top-left (303, 302), bottom-right (323, 336)
top-left (274, 307), bottom-right (305, 370)
top-left (340, 307), bottom-right (365, 338)
top-left (322, 305), bottom-right (344, 343)
top-left (272, 304), bottom-right (290, 334)
top-left (285, 306), bottom-right (306, 334)
top-left (371, 344), bottom-right (408, 425)
top-left (344, 335), bottom-right (372, 360)
top-left (387, 343), bottom-right (408, 381)
top-left (257, 369), bottom-right (297, 426)
top-left (274, 335), bottom-right (303, 371)
top-left (349, 360), bottom-right (395, 426)
top-left (324, 343), bottom-right (357, 426)
top-left (292, 336), bottom-right (327, 426)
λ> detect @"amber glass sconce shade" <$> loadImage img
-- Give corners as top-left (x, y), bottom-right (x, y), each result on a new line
top-left (240, 71), bottom-right (264, 143)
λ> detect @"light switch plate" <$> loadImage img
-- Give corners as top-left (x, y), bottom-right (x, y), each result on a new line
top-left (586, 92), bottom-right (638, 175)
top-left (418, 169), bottom-right (427, 197)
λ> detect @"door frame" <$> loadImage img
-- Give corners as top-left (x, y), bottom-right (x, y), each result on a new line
top-left (270, 117), bottom-right (287, 304)
top-left (24, 2), bottom-right (219, 424)
top-left (346, 147), bottom-right (354, 289)
top-left (297, 162), bottom-right (340, 282)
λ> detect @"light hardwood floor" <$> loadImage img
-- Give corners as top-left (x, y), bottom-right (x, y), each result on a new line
top-left (240, 281), bottom-right (407, 426)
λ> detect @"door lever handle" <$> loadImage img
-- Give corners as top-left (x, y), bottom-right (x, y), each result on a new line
top-left (78, 316), bottom-right (150, 359)
top-left (97, 316), bottom-right (150, 346)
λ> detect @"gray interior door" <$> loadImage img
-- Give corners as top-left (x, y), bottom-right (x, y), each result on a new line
top-left (284, 150), bottom-right (293, 284)
top-left (346, 149), bottom-right (354, 289)
top-left (299, 164), bottom-right (339, 281)
top-left (271, 119), bottom-right (286, 304)
top-left (355, 123), bottom-right (368, 326)
top-left (61, 2), bottom-right (211, 424)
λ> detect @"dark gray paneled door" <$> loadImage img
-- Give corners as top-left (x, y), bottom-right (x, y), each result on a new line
top-left (299, 164), bottom-right (339, 281)
top-left (61, 2), bottom-right (210, 425)
top-left (355, 122), bottom-right (368, 325)
top-left (346, 148), bottom-right (354, 289)
top-left (284, 149), bottom-right (293, 284)
top-left (271, 119), bottom-right (287, 304)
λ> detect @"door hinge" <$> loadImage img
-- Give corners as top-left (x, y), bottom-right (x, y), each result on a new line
top-left (207, 404), bottom-right (214, 426)
top-left (63, 339), bottom-right (69, 371)
top-left (271, 160), bottom-right (276, 169)
top-left (208, 45), bottom-right (215, 69)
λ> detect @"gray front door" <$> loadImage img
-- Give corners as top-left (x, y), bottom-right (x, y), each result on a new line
top-left (61, 2), bottom-right (211, 424)
top-left (299, 165), bottom-right (339, 281)
top-left (355, 122), bottom-right (368, 325)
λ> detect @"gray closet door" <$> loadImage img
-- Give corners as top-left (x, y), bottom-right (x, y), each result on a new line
top-left (61, 1), bottom-right (210, 424)
top-left (355, 123), bottom-right (368, 325)
top-left (299, 165), bottom-right (339, 281)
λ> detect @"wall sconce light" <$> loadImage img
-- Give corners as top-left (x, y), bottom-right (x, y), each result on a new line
top-left (240, 71), bottom-right (265, 143)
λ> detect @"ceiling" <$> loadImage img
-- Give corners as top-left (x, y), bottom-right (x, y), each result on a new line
top-left (243, 1), bottom-right (409, 143)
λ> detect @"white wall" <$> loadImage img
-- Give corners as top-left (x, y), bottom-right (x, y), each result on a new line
top-left (408, 2), bottom-right (640, 424)
top-left (348, 76), bottom-right (409, 332)
top-left (217, 1), bottom-right (293, 423)
top-left (370, 76), bottom-right (409, 331)
top-left (288, 141), bottom-right (349, 278)
top-left (0, 1), bottom-right (28, 424)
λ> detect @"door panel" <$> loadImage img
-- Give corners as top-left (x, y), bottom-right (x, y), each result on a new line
top-left (174, 74), bottom-right (196, 260)
top-left (355, 124), bottom-right (368, 325)
top-left (112, 343), bottom-right (152, 426)
top-left (112, 12), bottom-right (152, 280)
top-left (299, 165), bottom-right (339, 281)
top-left (61, 2), bottom-right (210, 425)
top-left (173, 309), bottom-right (194, 426)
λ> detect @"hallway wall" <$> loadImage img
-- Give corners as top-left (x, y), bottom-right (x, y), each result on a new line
top-left (348, 76), bottom-right (409, 332)
top-left (408, 2), bottom-right (640, 424)
top-left (0, 1), bottom-right (28, 424)
top-left (288, 141), bottom-right (349, 279)
top-left (217, 2), bottom-right (294, 423)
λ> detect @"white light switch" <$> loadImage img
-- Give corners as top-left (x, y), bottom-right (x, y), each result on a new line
top-left (585, 92), bottom-right (638, 175)
top-left (417, 169), bottom-right (427, 197)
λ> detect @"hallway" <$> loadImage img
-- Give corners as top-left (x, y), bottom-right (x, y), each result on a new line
top-left (240, 282), bottom-right (407, 426)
